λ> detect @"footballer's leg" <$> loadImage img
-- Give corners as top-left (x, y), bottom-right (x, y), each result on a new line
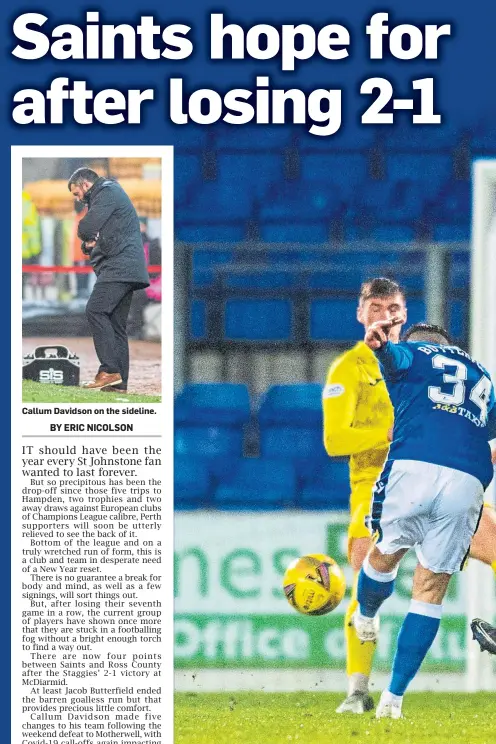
top-left (468, 504), bottom-right (496, 574)
top-left (375, 563), bottom-right (449, 720)
top-left (336, 487), bottom-right (377, 715)
top-left (374, 464), bottom-right (483, 719)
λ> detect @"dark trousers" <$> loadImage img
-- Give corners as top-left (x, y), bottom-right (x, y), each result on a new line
top-left (86, 281), bottom-right (135, 387)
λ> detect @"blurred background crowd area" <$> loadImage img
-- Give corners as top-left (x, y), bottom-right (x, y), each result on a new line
top-left (174, 118), bottom-right (496, 512)
top-left (22, 157), bottom-right (162, 340)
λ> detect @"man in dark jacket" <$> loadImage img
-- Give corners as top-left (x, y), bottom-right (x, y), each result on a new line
top-left (68, 168), bottom-right (150, 391)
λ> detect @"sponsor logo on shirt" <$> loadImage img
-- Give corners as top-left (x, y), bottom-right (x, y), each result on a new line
top-left (323, 383), bottom-right (345, 399)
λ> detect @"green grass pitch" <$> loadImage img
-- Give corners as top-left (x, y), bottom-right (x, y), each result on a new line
top-left (22, 380), bottom-right (161, 404)
top-left (175, 692), bottom-right (496, 744)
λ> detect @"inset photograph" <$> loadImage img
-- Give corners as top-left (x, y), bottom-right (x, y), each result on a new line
top-left (20, 154), bottom-right (163, 403)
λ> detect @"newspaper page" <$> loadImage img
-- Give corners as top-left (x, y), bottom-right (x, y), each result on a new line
top-left (13, 146), bottom-right (172, 743)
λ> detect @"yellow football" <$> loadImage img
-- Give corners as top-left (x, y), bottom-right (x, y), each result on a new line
top-left (283, 553), bottom-right (346, 615)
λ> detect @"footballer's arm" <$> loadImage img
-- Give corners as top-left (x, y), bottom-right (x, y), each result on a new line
top-left (323, 357), bottom-right (390, 457)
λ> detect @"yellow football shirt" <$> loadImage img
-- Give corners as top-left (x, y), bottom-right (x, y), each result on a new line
top-left (323, 341), bottom-right (393, 488)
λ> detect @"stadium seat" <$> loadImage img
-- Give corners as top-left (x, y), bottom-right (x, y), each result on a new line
top-left (260, 181), bottom-right (343, 221)
top-left (386, 154), bottom-right (453, 199)
top-left (175, 383), bottom-right (251, 425)
top-left (470, 119), bottom-right (496, 154)
top-left (258, 384), bottom-right (325, 476)
top-left (297, 124), bottom-right (377, 151)
top-left (370, 225), bottom-right (416, 242)
top-left (224, 299), bottom-right (293, 341)
top-left (175, 154), bottom-right (201, 206)
top-left (384, 121), bottom-right (461, 152)
top-left (217, 153), bottom-right (283, 202)
top-left (402, 299), bottom-right (426, 327)
top-left (174, 426), bottom-right (244, 478)
top-left (352, 179), bottom-right (424, 221)
top-left (175, 383), bottom-right (250, 477)
top-left (220, 266), bottom-right (300, 291)
top-left (259, 383), bottom-right (323, 425)
top-left (174, 456), bottom-right (211, 510)
top-left (448, 298), bottom-right (468, 341)
top-left (176, 224), bottom-right (246, 243)
top-left (310, 299), bottom-right (363, 341)
top-left (427, 180), bottom-right (471, 242)
top-left (298, 459), bottom-right (350, 510)
top-left (190, 299), bottom-right (207, 340)
top-left (450, 251), bottom-right (470, 289)
top-left (260, 222), bottom-right (329, 243)
top-left (172, 126), bottom-right (207, 151)
top-left (301, 154), bottom-right (368, 201)
top-left (213, 458), bottom-right (297, 510)
top-left (309, 267), bottom-right (364, 291)
top-left (214, 124), bottom-right (294, 151)
top-left (191, 249), bottom-right (235, 288)
top-left (433, 224), bottom-right (470, 241)
top-left (177, 181), bottom-right (254, 223)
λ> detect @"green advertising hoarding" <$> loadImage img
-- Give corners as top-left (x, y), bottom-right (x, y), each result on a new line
top-left (174, 512), bottom-right (468, 671)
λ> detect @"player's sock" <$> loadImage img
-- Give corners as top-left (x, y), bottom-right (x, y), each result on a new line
top-left (491, 560), bottom-right (496, 577)
top-left (357, 555), bottom-right (397, 618)
top-left (345, 575), bottom-right (375, 689)
top-left (389, 600), bottom-right (442, 696)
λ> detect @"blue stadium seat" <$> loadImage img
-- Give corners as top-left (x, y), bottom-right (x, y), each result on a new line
top-left (309, 267), bottom-right (364, 291)
top-left (172, 127), bottom-right (207, 151)
top-left (450, 251), bottom-right (470, 289)
top-left (260, 181), bottom-right (343, 221)
top-left (174, 456), bottom-right (211, 510)
top-left (433, 225), bottom-right (470, 241)
top-left (175, 384), bottom-right (250, 477)
top-left (428, 181), bottom-right (471, 242)
top-left (448, 299), bottom-right (467, 340)
top-left (310, 299), bottom-right (362, 341)
top-left (190, 299), bottom-right (207, 340)
top-left (175, 154), bottom-right (201, 206)
top-left (344, 180), bottom-right (424, 242)
top-left (217, 153), bottom-right (283, 202)
top-left (296, 249), bottom-right (335, 265)
top-left (350, 179), bottom-right (424, 221)
top-left (260, 223), bottom-right (329, 243)
top-left (214, 124), bottom-right (294, 151)
top-left (259, 384), bottom-right (323, 426)
top-left (224, 299), bottom-right (293, 341)
top-left (259, 427), bottom-right (325, 477)
top-left (384, 121), bottom-right (460, 152)
top-left (386, 154), bottom-right (453, 198)
top-left (258, 384), bottom-right (325, 473)
top-left (470, 119), bottom-right (496, 154)
top-left (175, 424), bottom-right (243, 462)
top-left (298, 460), bottom-right (350, 510)
top-left (370, 225), bottom-right (416, 242)
top-left (298, 125), bottom-right (377, 150)
top-left (301, 154), bottom-right (368, 202)
top-left (220, 266), bottom-right (299, 290)
top-left (177, 224), bottom-right (246, 242)
top-left (213, 458), bottom-right (297, 510)
top-left (191, 249), bottom-right (235, 288)
top-left (177, 181), bottom-right (254, 223)
top-left (175, 383), bottom-right (251, 425)
top-left (402, 299), bottom-right (426, 327)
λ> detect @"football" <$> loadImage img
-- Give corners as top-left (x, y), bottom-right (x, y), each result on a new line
top-left (283, 553), bottom-right (346, 615)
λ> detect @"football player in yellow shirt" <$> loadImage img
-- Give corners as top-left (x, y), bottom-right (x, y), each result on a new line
top-left (323, 277), bottom-right (496, 714)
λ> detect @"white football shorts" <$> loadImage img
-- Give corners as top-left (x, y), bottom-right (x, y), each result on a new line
top-left (370, 459), bottom-right (484, 574)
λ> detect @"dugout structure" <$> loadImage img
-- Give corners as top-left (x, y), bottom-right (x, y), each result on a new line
top-left (466, 159), bottom-right (496, 691)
